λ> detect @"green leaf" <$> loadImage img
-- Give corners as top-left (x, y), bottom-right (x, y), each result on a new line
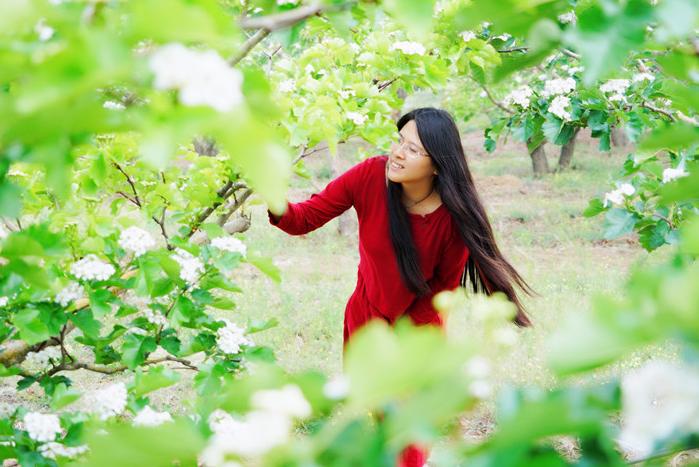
top-left (71, 309), bottom-right (102, 340)
top-left (638, 220), bottom-right (671, 251)
top-left (383, 0), bottom-right (435, 38)
top-left (603, 209), bottom-right (638, 239)
top-left (50, 382), bottom-right (81, 410)
top-left (583, 198), bottom-right (605, 218)
top-left (247, 317), bottom-right (279, 334)
top-left (246, 254), bottom-right (281, 284)
top-left (121, 334), bottom-right (157, 369)
top-left (13, 308), bottom-right (50, 345)
top-left (0, 180), bottom-right (22, 217)
top-left (132, 365), bottom-right (181, 397)
top-left (89, 288), bottom-right (115, 317)
top-left (639, 123), bottom-right (699, 152)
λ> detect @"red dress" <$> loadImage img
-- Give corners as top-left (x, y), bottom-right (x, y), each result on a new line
top-left (269, 155), bottom-right (470, 467)
top-left (268, 155), bottom-right (470, 345)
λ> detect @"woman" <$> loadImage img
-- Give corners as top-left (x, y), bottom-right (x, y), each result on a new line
top-left (268, 107), bottom-right (533, 466)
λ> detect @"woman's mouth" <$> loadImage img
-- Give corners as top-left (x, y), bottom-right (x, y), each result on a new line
top-left (390, 160), bottom-right (404, 170)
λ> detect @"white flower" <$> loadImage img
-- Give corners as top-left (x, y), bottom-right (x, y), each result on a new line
top-left (210, 236), bottom-right (247, 256)
top-left (339, 89), bottom-right (355, 99)
top-left (304, 63), bottom-right (315, 74)
top-left (119, 226), bottom-right (156, 257)
top-left (0, 296), bottom-right (8, 307)
top-left (346, 111), bottom-right (367, 125)
top-left (23, 412), bottom-right (62, 442)
top-left (278, 79), bottom-right (295, 93)
top-left (39, 442), bottom-right (89, 460)
top-left (55, 282), bottom-right (84, 307)
top-left (34, 19), bottom-right (54, 41)
top-left (323, 375), bottom-right (350, 400)
top-left (133, 406), bottom-right (173, 427)
top-left (548, 95), bottom-right (572, 121)
top-left (603, 183), bottom-right (635, 207)
top-left (600, 79), bottom-right (630, 98)
top-left (103, 100), bottom-right (125, 110)
top-left (172, 248), bottom-right (205, 285)
top-left (25, 347), bottom-right (62, 370)
top-left (0, 225), bottom-right (8, 240)
top-left (541, 77), bottom-right (576, 97)
top-left (251, 385), bottom-right (311, 419)
top-left (464, 356), bottom-right (491, 379)
top-left (390, 41), bottom-right (426, 56)
top-left (277, 0), bottom-right (298, 5)
top-left (201, 410), bottom-right (291, 463)
top-left (144, 308), bottom-right (168, 327)
top-left (567, 66), bottom-right (584, 75)
top-left (468, 380), bottom-right (493, 399)
top-left (149, 43), bottom-right (244, 113)
top-left (216, 319), bottom-right (253, 355)
top-left (558, 11), bottom-right (577, 24)
top-left (503, 86), bottom-right (533, 108)
top-left (632, 72), bottom-right (655, 83)
top-left (92, 383), bottom-right (127, 420)
top-left (662, 166), bottom-right (688, 184)
top-left (460, 31), bottom-right (477, 42)
top-left (70, 255), bottom-right (115, 281)
top-left (493, 326), bottom-right (519, 347)
top-left (618, 360), bottom-right (699, 460)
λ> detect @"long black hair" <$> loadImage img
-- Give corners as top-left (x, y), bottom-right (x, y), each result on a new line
top-left (387, 107), bottom-right (533, 326)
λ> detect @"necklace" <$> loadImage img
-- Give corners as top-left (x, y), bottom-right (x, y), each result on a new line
top-left (403, 187), bottom-right (434, 209)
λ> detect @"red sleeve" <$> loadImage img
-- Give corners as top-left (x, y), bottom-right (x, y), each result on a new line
top-left (268, 157), bottom-right (376, 236)
top-left (404, 229), bottom-right (469, 324)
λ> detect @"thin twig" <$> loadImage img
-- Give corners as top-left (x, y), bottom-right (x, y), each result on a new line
top-left (239, 3), bottom-right (324, 31)
top-left (473, 80), bottom-right (514, 115)
top-left (113, 162), bottom-right (142, 207)
top-left (229, 29), bottom-right (271, 66)
top-left (378, 78), bottom-right (398, 92)
top-left (641, 101), bottom-right (676, 121)
top-left (187, 182), bottom-right (247, 237)
top-left (559, 48), bottom-right (581, 60)
top-left (497, 47), bottom-right (528, 53)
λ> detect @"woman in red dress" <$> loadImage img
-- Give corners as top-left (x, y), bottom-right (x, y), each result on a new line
top-left (269, 107), bottom-right (532, 466)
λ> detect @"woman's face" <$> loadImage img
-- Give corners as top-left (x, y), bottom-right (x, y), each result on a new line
top-left (387, 120), bottom-right (437, 184)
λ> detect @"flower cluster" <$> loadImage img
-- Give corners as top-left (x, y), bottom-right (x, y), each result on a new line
top-left (0, 296), bottom-right (8, 307)
top-left (70, 255), bottom-right (115, 281)
top-left (149, 43), bottom-right (244, 113)
top-left (172, 248), bottom-right (205, 285)
top-left (144, 308), bottom-right (168, 327)
top-left (600, 79), bottom-right (630, 102)
top-left (55, 281), bottom-right (84, 307)
top-left (460, 30), bottom-right (477, 42)
top-left (548, 95), bottom-right (572, 121)
top-left (210, 236), bottom-right (247, 256)
top-left (557, 11), bottom-right (576, 24)
top-left (23, 412), bottom-right (62, 442)
top-left (618, 360), bottom-right (699, 460)
top-left (504, 86), bottom-right (533, 108)
top-left (118, 226), bottom-right (156, 257)
top-left (38, 442), bottom-right (89, 460)
top-left (92, 382), bottom-right (128, 420)
top-left (390, 41), bottom-right (426, 56)
top-left (133, 406), bottom-right (173, 427)
top-left (464, 355), bottom-right (492, 399)
top-left (603, 182), bottom-right (635, 207)
top-left (25, 346), bottom-right (62, 370)
top-left (200, 385), bottom-right (311, 464)
top-left (103, 100), bottom-right (125, 110)
top-left (541, 77), bottom-right (576, 97)
top-left (278, 79), bottom-right (295, 93)
top-left (632, 72), bottom-right (654, 83)
top-left (323, 375), bottom-right (350, 400)
top-left (346, 111), bottom-right (367, 125)
top-left (215, 319), bottom-right (254, 355)
top-left (662, 166), bottom-right (688, 184)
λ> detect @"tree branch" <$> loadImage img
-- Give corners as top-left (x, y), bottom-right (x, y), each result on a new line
top-left (186, 181), bottom-right (248, 237)
top-left (641, 100), bottom-right (676, 121)
top-left (113, 162), bottom-right (142, 207)
top-left (217, 189), bottom-right (253, 226)
top-left (239, 3), bottom-right (324, 31)
top-left (473, 80), bottom-right (514, 115)
top-left (229, 29), bottom-right (271, 66)
top-left (45, 355), bottom-right (198, 377)
top-left (559, 48), bottom-right (581, 60)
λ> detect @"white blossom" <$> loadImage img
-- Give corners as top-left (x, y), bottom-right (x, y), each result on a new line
top-left (251, 385), bottom-right (311, 419)
top-left (278, 79), bottom-right (295, 93)
top-left (460, 31), bottom-right (477, 42)
top-left (0, 296), bottom-right (8, 307)
top-left (23, 412), bottom-right (62, 442)
top-left (25, 347), bottom-right (62, 370)
top-left (149, 43), bottom-right (244, 113)
top-left (92, 382), bottom-right (128, 420)
top-left (503, 86), bottom-right (533, 108)
top-left (558, 11), bottom-right (577, 24)
top-left (346, 111), bottom-right (367, 125)
top-left (216, 319), bottom-right (253, 355)
top-left (172, 248), bottom-right (205, 285)
top-left (493, 326), bottom-right (519, 347)
top-left (541, 77), bottom-right (576, 97)
top-left (304, 63), bottom-right (315, 74)
top-left (133, 406), bottom-right (173, 427)
top-left (210, 236), bottom-right (247, 256)
top-left (70, 255), bottom-right (115, 281)
top-left (618, 360), bottom-right (699, 460)
top-left (144, 308), bottom-right (168, 327)
top-left (603, 183), bottom-right (635, 207)
top-left (390, 41), bottom-right (426, 56)
top-left (323, 375), bottom-right (350, 400)
top-left (34, 19), bottom-right (54, 41)
top-left (600, 79), bottom-right (631, 103)
top-left (567, 66), bottom-right (584, 75)
top-left (55, 281), bottom-right (84, 307)
top-left (119, 226), bottom-right (156, 257)
top-left (632, 72), bottom-right (655, 83)
top-left (39, 442), bottom-right (89, 460)
top-left (103, 100), bottom-right (125, 110)
top-left (277, 0), bottom-right (298, 5)
top-left (548, 95), bottom-right (572, 121)
top-left (339, 89), bottom-right (355, 99)
top-left (465, 356), bottom-right (491, 379)
top-left (662, 166), bottom-right (689, 184)
top-left (468, 380), bottom-right (493, 399)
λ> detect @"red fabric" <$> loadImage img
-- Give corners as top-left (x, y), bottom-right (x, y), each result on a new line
top-left (397, 443), bottom-right (428, 467)
top-left (268, 155), bottom-right (470, 346)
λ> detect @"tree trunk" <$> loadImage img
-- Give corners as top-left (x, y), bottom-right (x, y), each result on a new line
top-left (529, 142), bottom-right (549, 176)
top-left (557, 127), bottom-right (580, 171)
top-left (610, 126), bottom-right (628, 147)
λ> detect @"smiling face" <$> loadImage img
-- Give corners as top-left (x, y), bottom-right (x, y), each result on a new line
top-left (387, 120), bottom-right (437, 184)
